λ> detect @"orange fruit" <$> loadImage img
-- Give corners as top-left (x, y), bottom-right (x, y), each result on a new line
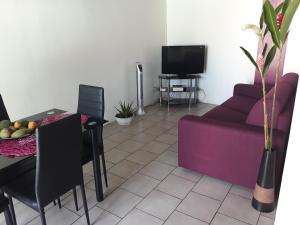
top-left (28, 121), bottom-right (38, 129)
top-left (14, 121), bottom-right (22, 129)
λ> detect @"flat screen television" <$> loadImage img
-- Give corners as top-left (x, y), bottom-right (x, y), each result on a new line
top-left (162, 45), bottom-right (206, 75)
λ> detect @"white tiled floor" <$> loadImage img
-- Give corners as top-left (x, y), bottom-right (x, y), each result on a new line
top-left (177, 192), bottom-right (221, 223)
top-left (0, 103), bottom-right (276, 225)
top-left (136, 190), bottom-right (181, 220)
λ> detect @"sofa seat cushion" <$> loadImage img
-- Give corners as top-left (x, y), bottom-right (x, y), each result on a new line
top-left (203, 106), bottom-right (247, 123)
top-left (222, 96), bottom-right (258, 114)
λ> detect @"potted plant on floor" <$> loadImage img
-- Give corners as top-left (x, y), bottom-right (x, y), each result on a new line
top-left (240, 0), bottom-right (299, 212)
top-left (115, 101), bottom-right (135, 126)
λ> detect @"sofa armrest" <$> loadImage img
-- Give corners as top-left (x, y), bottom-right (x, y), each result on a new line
top-left (234, 84), bottom-right (264, 99)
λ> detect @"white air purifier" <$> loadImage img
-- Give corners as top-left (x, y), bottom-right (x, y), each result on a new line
top-left (136, 62), bottom-right (145, 115)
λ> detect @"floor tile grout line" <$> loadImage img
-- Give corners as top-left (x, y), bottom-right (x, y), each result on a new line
top-left (61, 195), bottom-right (98, 217)
top-left (95, 152), bottom-right (167, 220)
top-left (70, 205), bottom-right (122, 225)
top-left (112, 165), bottom-right (180, 224)
top-left (219, 191), bottom-right (264, 225)
top-left (76, 159), bottom-right (215, 224)
top-left (155, 180), bottom-right (195, 201)
top-left (102, 192), bottom-right (144, 225)
top-left (161, 174), bottom-right (208, 224)
top-left (168, 210), bottom-right (211, 225)
top-left (24, 213), bottom-right (40, 225)
top-left (217, 212), bottom-right (253, 225)
top-left (208, 183), bottom-right (233, 224)
top-left (95, 204), bottom-right (127, 221)
top-left (256, 212), bottom-right (262, 225)
top-left (100, 132), bottom-right (200, 224)
top-left (228, 191), bottom-right (254, 201)
top-left (213, 186), bottom-right (263, 225)
top-left (170, 173), bottom-right (202, 183)
top-left (24, 203), bottom-right (81, 225)
top-left (189, 190), bottom-right (228, 203)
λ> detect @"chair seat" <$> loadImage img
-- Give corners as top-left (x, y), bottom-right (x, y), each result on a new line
top-left (0, 194), bottom-right (9, 213)
top-left (3, 170), bottom-right (39, 210)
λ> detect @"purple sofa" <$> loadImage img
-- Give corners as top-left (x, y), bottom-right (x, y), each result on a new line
top-left (178, 73), bottom-right (298, 189)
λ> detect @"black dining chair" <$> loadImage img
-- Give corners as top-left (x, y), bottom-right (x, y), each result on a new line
top-left (77, 85), bottom-right (108, 187)
top-left (0, 94), bottom-right (10, 120)
top-left (0, 194), bottom-right (14, 225)
top-left (3, 114), bottom-right (90, 225)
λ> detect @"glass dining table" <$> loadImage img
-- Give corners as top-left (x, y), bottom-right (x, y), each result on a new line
top-left (0, 109), bottom-right (104, 201)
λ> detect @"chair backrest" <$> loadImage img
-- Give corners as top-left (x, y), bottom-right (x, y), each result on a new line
top-left (0, 94), bottom-right (10, 120)
top-left (77, 84), bottom-right (105, 121)
top-left (35, 113), bottom-right (83, 207)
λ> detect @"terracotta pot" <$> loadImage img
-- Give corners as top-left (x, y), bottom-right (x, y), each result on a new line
top-left (115, 117), bottom-right (133, 126)
top-left (252, 149), bottom-right (276, 212)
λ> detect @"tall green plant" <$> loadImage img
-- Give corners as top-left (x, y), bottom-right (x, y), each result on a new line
top-left (240, 0), bottom-right (299, 151)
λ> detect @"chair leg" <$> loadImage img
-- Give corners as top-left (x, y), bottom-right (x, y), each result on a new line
top-left (80, 184), bottom-right (90, 225)
top-left (57, 198), bottom-right (62, 209)
top-left (72, 188), bottom-right (79, 211)
top-left (4, 207), bottom-right (14, 225)
top-left (53, 200), bottom-right (56, 206)
top-left (40, 208), bottom-right (47, 225)
top-left (8, 196), bottom-right (17, 225)
top-left (101, 152), bottom-right (108, 188)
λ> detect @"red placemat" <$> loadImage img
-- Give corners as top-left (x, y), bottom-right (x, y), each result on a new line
top-left (0, 113), bottom-right (88, 157)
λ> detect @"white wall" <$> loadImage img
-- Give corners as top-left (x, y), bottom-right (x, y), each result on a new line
top-left (283, 7), bottom-right (300, 75)
top-left (275, 92), bottom-right (300, 223)
top-left (0, 0), bottom-right (166, 121)
top-left (166, 0), bottom-right (261, 104)
top-left (275, 9), bottom-right (300, 225)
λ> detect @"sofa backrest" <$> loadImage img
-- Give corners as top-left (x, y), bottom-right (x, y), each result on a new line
top-left (245, 73), bottom-right (298, 131)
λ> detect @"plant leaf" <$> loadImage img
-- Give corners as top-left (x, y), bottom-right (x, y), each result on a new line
top-left (263, 45), bottom-right (277, 76)
top-left (264, 0), bottom-right (282, 48)
top-left (275, 2), bottom-right (284, 14)
top-left (283, 30), bottom-right (290, 44)
top-left (262, 43), bottom-right (268, 56)
top-left (115, 101), bottom-right (134, 117)
top-left (264, 26), bottom-right (269, 36)
top-left (280, 0), bottom-right (300, 43)
top-left (260, 11), bottom-right (264, 29)
top-left (240, 47), bottom-right (259, 70)
top-left (282, 0), bottom-right (291, 14)
top-left (242, 24), bottom-right (263, 37)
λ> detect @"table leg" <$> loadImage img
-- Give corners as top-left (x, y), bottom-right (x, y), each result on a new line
top-left (90, 128), bottom-right (104, 202)
top-left (159, 78), bottom-right (162, 106)
top-left (189, 78), bottom-right (192, 111)
top-left (196, 78), bottom-right (199, 103)
top-left (168, 79), bottom-right (170, 112)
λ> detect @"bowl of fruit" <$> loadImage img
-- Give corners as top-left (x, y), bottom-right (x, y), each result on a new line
top-left (0, 119), bottom-right (38, 140)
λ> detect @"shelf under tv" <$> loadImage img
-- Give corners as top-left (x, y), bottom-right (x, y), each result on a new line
top-left (159, 74), bottom-right (200, 111)
top-left (160, 87), bottom-right (200, 92)
top-left (160, 98), bottom-right (198, 105)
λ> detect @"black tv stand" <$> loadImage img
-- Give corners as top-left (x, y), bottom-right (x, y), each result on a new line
top-left (159, 74), bottom-right (201, 111)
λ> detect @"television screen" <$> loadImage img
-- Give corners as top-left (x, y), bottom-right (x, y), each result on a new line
top-left (162, 45), bottom-right (206, 75)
